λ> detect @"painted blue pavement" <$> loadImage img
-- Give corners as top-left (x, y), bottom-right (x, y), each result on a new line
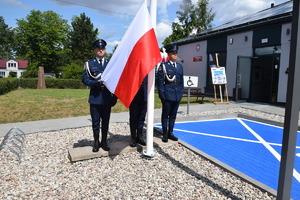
top-left (156, 118), bottom-right (300, 199)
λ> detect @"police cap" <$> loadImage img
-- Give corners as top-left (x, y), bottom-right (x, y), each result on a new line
top-left (93, 39), bottom-right (107, 49)
top-left (165, 44), bottom-right (178, 53)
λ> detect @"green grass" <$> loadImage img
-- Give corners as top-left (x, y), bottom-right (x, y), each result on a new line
top-left (0, 89), bottom-right (211, 124)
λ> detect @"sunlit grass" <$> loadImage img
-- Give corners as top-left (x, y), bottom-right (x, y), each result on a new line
top-left (0, 89), bottom-right (210, 123)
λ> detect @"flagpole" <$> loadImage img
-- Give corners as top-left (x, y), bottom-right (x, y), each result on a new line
top-left (142, 0), bottom-right (157, 158)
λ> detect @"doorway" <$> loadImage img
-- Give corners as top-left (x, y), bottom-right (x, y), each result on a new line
top-left (249, 53), bottom-right (280, 103)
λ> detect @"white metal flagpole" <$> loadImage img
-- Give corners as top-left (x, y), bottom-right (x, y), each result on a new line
top-left (142, 0), bottom-right (157, 158)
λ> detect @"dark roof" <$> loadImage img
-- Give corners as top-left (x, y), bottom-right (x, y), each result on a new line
top-left (0, 60), bottom-right (28, 69)
top-left (175, 1), bottom-right (293, 45)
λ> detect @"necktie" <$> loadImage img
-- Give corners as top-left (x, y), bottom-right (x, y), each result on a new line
top-left (173, 63), bottom-right (176, 68)
top-left (99, 59), bottom-right (102, 67)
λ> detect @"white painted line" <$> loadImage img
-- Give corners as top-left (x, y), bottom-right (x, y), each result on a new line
top-left (237, 118), bottom-right (300, 183)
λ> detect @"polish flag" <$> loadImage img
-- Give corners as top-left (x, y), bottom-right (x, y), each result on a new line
top-left (101, 1), bottom-right (162, 108)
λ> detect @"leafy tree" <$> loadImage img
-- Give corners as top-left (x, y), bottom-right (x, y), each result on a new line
top-left (163, 0), bottom-right (215, 47)
top-left (68, 13), bottom-right (98, 64)
top-left (0, 16), bottom-right (15, 59)
top-left (61, 62), bottom-right (83, 79)
top-left (14, 10), bottom-right (70, 77)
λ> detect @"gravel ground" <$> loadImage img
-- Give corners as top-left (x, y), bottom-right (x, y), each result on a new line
top-left (0, 108), bottom-right (281, 200)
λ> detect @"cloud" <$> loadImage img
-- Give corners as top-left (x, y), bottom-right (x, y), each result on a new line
top-left (156, 21), bottom-right (173, 46)
top-left (50, 0), bottom-right (142, 17)
top-left (0, 0), bottom-right (30, 9)
top-left (208, 0), bottom-right (288, 26)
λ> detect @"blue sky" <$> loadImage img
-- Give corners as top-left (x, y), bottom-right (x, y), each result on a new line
top-left (0, 0), bottom-right (288, 53)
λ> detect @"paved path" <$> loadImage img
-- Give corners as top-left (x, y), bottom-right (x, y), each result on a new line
top-left (0, 101), bottom-right (287, 137)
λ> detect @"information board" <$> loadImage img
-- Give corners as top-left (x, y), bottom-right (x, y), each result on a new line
top-left (211, 67), bottom-right (227, 84)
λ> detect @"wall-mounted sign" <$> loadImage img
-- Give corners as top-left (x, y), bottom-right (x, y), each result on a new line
top-left (261, 38), bottom-right (268, 43)
top-left (184, 76), bottom-right (198, 87)
top-left (211, 67), bottom-right (227, 84)
top-left (193, 56), bottom-right (202, 62)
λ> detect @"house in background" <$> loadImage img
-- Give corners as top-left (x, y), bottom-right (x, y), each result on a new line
top-left (0, 59), bottom-right (28, 78)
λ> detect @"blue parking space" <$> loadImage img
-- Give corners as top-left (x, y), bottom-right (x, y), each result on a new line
top-left (156, 118), bottom-right (300, 199)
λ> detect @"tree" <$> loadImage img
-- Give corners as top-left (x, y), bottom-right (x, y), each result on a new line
top-left (14, 10), bottom-right (70, 77)
top-left (0, 16), bottom-right (15, 59)
top-left (162, 0), bottom-right (215, 47)
top-left (61, 62), bottom-right (83, 79)
top-left (68, 13), bottom-right (98, 64)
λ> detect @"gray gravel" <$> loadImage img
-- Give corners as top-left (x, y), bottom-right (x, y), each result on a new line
top-left (0, 107), bottom-right (281, 200)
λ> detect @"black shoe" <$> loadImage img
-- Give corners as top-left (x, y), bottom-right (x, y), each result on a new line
top-left (92, 140), bottom-right (100, 152)
top-left (136, 137), bottom-right (146, 146)
top-left (168, 133), bottom-right (178, 141)
top-left (100, 141), bottom-right (110, 151)
top-left (130, 138), bottom-right (137, 147)
top-left (162, 133), bottom-right (168, 143)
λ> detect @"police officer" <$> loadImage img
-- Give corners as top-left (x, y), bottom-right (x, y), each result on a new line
top-left (157, 44), bottom-right (184, 143)
top-left (82, 39), bottom-right (116, 152)
top-left (129, 76), bottom-right (147, 147)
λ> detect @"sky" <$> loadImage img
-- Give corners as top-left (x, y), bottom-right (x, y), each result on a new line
top-left (0, 0), bottom-right (289, 53)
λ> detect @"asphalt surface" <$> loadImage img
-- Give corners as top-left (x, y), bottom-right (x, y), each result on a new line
top-left (0, 101), bottom-right (287, 137)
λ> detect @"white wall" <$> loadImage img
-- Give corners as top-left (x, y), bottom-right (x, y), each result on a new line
top-left (226, 31), bottom-right (253, 96)
top-left (277, 23), bottom-right (291, 103)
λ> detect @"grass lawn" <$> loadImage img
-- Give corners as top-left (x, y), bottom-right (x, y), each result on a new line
top-left (0, 89), bottom-right (211, 124)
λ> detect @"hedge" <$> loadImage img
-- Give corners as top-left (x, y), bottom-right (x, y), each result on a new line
top-left (0, 78), bottom-right (87, 95)
top-left (0, 78), bottom-right (19, 95)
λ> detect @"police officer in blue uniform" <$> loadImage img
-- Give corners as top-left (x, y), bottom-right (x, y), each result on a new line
top-left (129, 76), bottom-right (147, 147)
top-left (82, 39), bottom-right (116, 152)
top-left (157, 44), bottom-right (184, 143)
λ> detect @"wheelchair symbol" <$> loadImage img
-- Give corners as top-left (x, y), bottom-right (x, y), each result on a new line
top-left (187, 77), bottom-right (194, 86)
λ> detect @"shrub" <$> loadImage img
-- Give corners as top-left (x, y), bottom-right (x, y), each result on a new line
top-left (0, 78), bottom-right (19, 95)
top-left (0, 78), bottom-right (86, 96)
top-left (19, 78), bottom-right (38, 89)
top-left (45, 79), bottom-right (86, 89)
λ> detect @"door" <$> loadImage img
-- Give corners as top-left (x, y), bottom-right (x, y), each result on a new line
top-left (250, 55), bottom-right (276, 102)
top-left (236, 56), bottom-right (252, 100)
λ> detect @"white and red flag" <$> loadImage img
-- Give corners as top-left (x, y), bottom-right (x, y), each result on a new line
top-left (101, 0), bottom-right (162, 108)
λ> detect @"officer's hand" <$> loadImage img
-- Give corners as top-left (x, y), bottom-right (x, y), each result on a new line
top-left (94, 81), bottom-right (104, 88)
top-left (160, 97), bottom-right (166, 103)
top-left (111, 95), bottom-right (118, 107)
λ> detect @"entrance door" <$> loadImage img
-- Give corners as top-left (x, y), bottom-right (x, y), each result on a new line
top-left (236, 56), bottom-right (252, 100)
top-left (250, 54), bottom-right (280, 102)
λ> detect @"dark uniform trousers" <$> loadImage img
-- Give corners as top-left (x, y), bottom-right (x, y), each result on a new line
top-left (82, 58), bottom-right (113, 147)
top-left (157, 61), bottom-right (184, 137)
top-left (129, 78), bottom-right (147, 146)
top-left (129, 81), bottom-right (147, 132)
top-left (90, 104), bottom-right (111, 142)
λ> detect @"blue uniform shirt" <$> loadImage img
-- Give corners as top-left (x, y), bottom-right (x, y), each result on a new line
top-left (157, 61), bottom-right (184, 101)
top-left (82, 58), bottom-right (112, 105)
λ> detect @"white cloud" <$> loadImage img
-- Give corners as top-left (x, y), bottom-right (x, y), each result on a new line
top-left (0, 0), bottom-right (30, 9)
top-left (208, 0), bottom-right (288, 26)
top-left (50, 0), bottom-right (142, 18)
top-left (156, 21), bottom-right (173, 46)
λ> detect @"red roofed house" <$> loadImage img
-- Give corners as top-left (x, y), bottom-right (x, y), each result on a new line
top-left (0, 59), bottom-right (28, 78)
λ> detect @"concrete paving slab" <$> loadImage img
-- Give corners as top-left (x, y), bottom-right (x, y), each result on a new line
top-left (68, 136), bottom-right (178, 162)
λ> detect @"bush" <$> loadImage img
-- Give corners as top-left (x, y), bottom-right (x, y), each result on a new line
top-left (45, 79), bottom-right (86, 89)
top-left (0, 78), bottom-right (19, 95)
top-left (19, 78), bottom-right (38, 89)
top-left (0, 78), bottom-right (87, 95)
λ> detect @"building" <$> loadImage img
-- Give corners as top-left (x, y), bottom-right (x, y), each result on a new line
top-left (175, 1), bottom-right (292, 104)
top-left (0, 59), bottom-right (28, 78)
